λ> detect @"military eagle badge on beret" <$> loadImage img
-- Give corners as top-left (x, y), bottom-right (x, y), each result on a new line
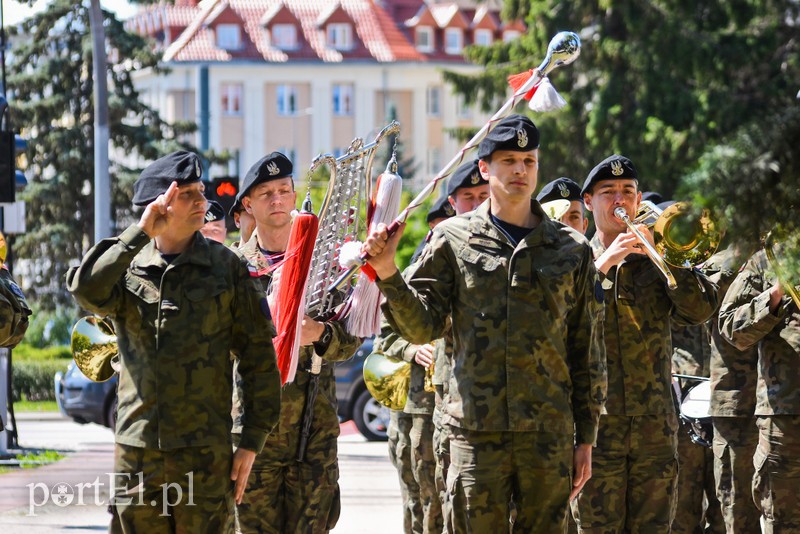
top-left (267, 162), bottom-right (280, 176)
top-left (517, 128), bottom-right (528, 148)
top-left (610, 160), bottom-right (624, 176)
top-left (559, 182), bottom-right (570, 198)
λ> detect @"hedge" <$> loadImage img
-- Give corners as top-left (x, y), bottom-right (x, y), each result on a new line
top-left (13, 344), bottom-right (72, 361)
top-left (12, 359), bottom-right (71, 402)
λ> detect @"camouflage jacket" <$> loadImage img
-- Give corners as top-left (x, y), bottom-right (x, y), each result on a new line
top-left (231, 232), bottom-right (362, 435)
top-left (66, 225), bottom-right (280, 453)
top-left (590, 236), bottom-right (718, 416)
top-left (719, 250), bottom-right (800, 415)
top-left (704, 248), bottom-right (758, 417)
top-left (0, 268), bottom-right (32, 348)
top-left (378, 200), bottom-right (606, 444)
top-left (671, 322), bottom-right (711, 377)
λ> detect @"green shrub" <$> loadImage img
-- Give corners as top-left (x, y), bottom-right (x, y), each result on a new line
top-left (12, 359), bottom-right (70, 402)
top-left (23, 306), bottom-right (78, 348)
top-left (13, 343), bottom-right (71, 361)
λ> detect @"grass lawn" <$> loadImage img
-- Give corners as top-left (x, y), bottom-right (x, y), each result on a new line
top-left (14, 400), bottom-right (60, 412)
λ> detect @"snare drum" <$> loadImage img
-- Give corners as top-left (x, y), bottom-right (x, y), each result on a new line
top-left (679, 381), bottom-right (713, 448)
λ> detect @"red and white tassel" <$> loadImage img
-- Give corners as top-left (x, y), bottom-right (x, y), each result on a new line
top-left (271, 195), bottom-right (319, 385)
top-left (345, 156), bottom-right (403, 337)
top-left (507, 70), bottom-right (567, 112)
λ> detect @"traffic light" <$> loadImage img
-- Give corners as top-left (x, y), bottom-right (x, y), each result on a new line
top-left (209, 176), bottom-right (239, 232)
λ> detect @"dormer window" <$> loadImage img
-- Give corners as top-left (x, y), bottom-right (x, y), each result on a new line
top-left (217, 24), bottom-right (241, 50)
top-left (327, 23), bottom-right (353, 51)
top-left (503, 30), bottom-right (521, 43)
top-left (416, 26), bottom-right (434, 52)
top-left (474, 29), bottom-right (493, 47)
top-left (271, 24), bottom-right (298, 50)
top-left (444, 28), bottom-right (463, 54)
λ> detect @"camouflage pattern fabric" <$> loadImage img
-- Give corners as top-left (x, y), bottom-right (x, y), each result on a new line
top-left (66, 225), bottom-right (281, 453)
top-left (673, 426), bottom-right (726, 533)
top-left (388, 410), bottom-right (423, 534)
top-left (719, 250), bottom-right (800, 532)
top-left (445, 426), bottom-right (572, 533)
top-left (111, 443), bottom-right (234, 533)
top-left (572, 414), bottom-right (679, 533)
top-left (712, 418), bottom-right (761, 533)
top-left (378, 199), bottom-right (605, 532)
top-left (432, 385), bottom-right (450, 524)
top-left (232, 233), bottom-right (362, 534)
top-left (0, 267), bottom-right (31, 348)
top-left (574, 237), bottom-right (718, 532)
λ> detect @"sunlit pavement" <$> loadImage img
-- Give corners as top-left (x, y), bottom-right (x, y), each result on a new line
top-left (0, 414), bottom-right (402, 533)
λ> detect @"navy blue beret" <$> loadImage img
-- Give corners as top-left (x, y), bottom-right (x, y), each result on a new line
top-left (204, 199), bottom-right (226, 223)
top-left (536, 177), bottom-right (582, 203)
top-left (238, 152), bottom-right (293, 202)
top-left (228, 198), bottom-right (244, 217)
top-left (132, 151), bottom-right (203, 207)
top-left (446, 160), bottom-right (487, 198)
top-left (477, 114), bottom-right (540, 159)
top-left (581, 154), bottom-right (638, 196)
top-left (427, 193), bottom-right (456, 223)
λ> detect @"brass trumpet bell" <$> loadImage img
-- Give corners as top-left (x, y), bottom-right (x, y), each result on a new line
top-left (542, 199), bottom-right (571, 222)
top-left (363, 351), bottom-right (410, 410)
top-left (764, 229), bottom-right (800, 310)
top-left (652, 202), bottom-right (723, 268)
top-left (71, 316), bottom-right (119, 382)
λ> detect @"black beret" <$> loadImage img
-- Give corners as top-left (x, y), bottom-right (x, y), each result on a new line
top-left (238, 152), bottom-right (293, 202)
top-left (228, 198), bottom-right (244, 217)
top-left (536, 177), bottom-right (582, 203)
top-left (641, 191), bottom-right (663, 205)
top-left (204, 199), bottom-right (226, 223)
top-left (427, 193), bottom-right (455, 223)
top-left (132, 151), bottom-right (203, 207)
top-left (477, 114), bottom-right (540, 159)
top-left (446, 160), bottom-right (487, 198)
top-left (581, 154), bottom-right (638, 196)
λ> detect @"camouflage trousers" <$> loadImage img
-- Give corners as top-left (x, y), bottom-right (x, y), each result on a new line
top-left (110, 443), bottom-right (234, 534)
top-left (233, 423), bottom-right (340, 534)
top-left (673, 423), bottom-right (725, 533)
top-left (410, 413), bottom-right (443, 534)
top-left (753, 415), bottom-right (800, 533)
top-left (572, 414), bottom-right (678, 533)
top-left (389, 410), bottom-right (422, 533)
top-left (445, 426), bottom-right (573, 533)
top-left (712, 417), bottom-right (760, 534)
top-left (432, 408), bottom-right (450, 527)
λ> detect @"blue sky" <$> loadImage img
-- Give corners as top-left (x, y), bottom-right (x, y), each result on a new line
top-left (3, 0), bottom-right (138, 25)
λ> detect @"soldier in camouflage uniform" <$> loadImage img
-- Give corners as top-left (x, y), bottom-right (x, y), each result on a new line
top-left (704, 247), bottom-right (762, 533)
top-left (66, 151), bottom-right (281, 533)
top-left (229, 198), bottom-right (256, 249)
top-left (537, 176), bottom-right (589, 235)
top-left (232, 153), bottom-right (362, 534)
top-left (670, 321), bottom-right (725, 534)
top-left (0, 265), bottom-right (31, 349)
top-left (365, 115), bottom-right (607, 533)
top-left (387, 408), bottom-right (422, 533)
top-left (572, 155), bottom-right (718, 533)
top-left (719, 247), bottom-right (800, 533)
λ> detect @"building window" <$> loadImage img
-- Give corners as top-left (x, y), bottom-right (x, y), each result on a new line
top-left (427, 147), bottom-right (441, 176)
top-left (332, 84), bottom-right (353, 116)
top-left (271, 24), bottom-right (297, 50)
top-left (327, 23), bottom-right (353, 51)
top-left (444, 28), bottom-right (463, 54)
top-left (426, 87), bottom-right (441, 117)
top-left (503, 30), bottom-right (521, 43)
top-left (456, 94), bottom-right (472, 120)
top-left (221, 83), bottom-right (242, 116)
top-left (416, 26), bottom-right (433, 52)
top-left (277, 85), bottom-right (297, 115)
top-left (474, 29), bottom-right (493, 47)
top-left (216, 24), bottom-right (241, 50)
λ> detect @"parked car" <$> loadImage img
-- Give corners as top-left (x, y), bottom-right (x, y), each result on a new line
top-left (55, 338), bottom-right (390, 441)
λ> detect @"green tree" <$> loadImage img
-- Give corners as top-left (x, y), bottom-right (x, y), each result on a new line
top-left (7, 0), bottom-right (195, 309)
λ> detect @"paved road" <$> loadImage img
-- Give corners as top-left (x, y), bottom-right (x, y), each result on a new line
top-left (0, 413), bottom-right (403, 533)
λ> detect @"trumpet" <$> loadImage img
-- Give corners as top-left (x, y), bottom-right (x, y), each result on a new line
top-left (71, 316), bottom-right (119, 382)
top-left (363, 351), bottom-right (410, 410)
top-left (615, 201), bottom-right (722, 290)
top-left (764, 229), bottom-right (800, 310)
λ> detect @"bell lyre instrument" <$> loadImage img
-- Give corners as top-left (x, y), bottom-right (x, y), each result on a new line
top-left (615, 200), bottom-right (722, 290)
top-left (327, 30), bottom-right (582, 292)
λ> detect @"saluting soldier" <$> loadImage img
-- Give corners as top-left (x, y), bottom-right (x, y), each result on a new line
top-left (381, 160), bottom-right (488, 533)
top-left (365, 114), bottom-right (606, 533)
top-left (66, 151), bottom-right (281, 533)
top-left (231, 153), bottom-right (362, 534)
top-left (719, 247), bottom-right (800, 532)
top-left (537, 176), bottom-right (589, 234)
top-left (572, 155), bottom-right (718, 533)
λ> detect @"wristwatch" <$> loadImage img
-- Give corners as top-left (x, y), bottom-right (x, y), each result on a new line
top-left (314, 323), bottom-right (334, 354)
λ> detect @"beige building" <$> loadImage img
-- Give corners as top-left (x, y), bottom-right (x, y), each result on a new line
top-left (127, 0), bottom-right (525, 189)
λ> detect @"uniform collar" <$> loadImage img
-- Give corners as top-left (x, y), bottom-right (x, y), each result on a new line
top-left (132, 232), bottom-right (212, 270)
top-left (240, 232), bottom-right (272, 274)
top-left (467, 199), bottom-right (559, 249)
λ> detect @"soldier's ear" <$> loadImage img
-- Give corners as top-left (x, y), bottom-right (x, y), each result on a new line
top-left (583, 193), bottom-right (594, 212)
top-left (242, 196), bottom-right (253, 215)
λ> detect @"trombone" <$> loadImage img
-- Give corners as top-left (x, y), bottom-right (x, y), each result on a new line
top-left (764, 229), bottom-right (800, 310)
top-left (615, 201), bottom-right (723, 290)
top-left (71, 316), bottom-right (119, 382)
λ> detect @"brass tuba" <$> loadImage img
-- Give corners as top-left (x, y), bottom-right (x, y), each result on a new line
top-left (71, 316), bottom-right (119, 382)
top-left (615, 200), bottom-right (723, 290)
top-left (764, 229), bottom-right (800, 310)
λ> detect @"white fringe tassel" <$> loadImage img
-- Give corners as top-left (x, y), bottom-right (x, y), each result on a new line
top-left (529, 77), bottom-right (567, 112)
top-left (346, 169), bottom-right (403, 337)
